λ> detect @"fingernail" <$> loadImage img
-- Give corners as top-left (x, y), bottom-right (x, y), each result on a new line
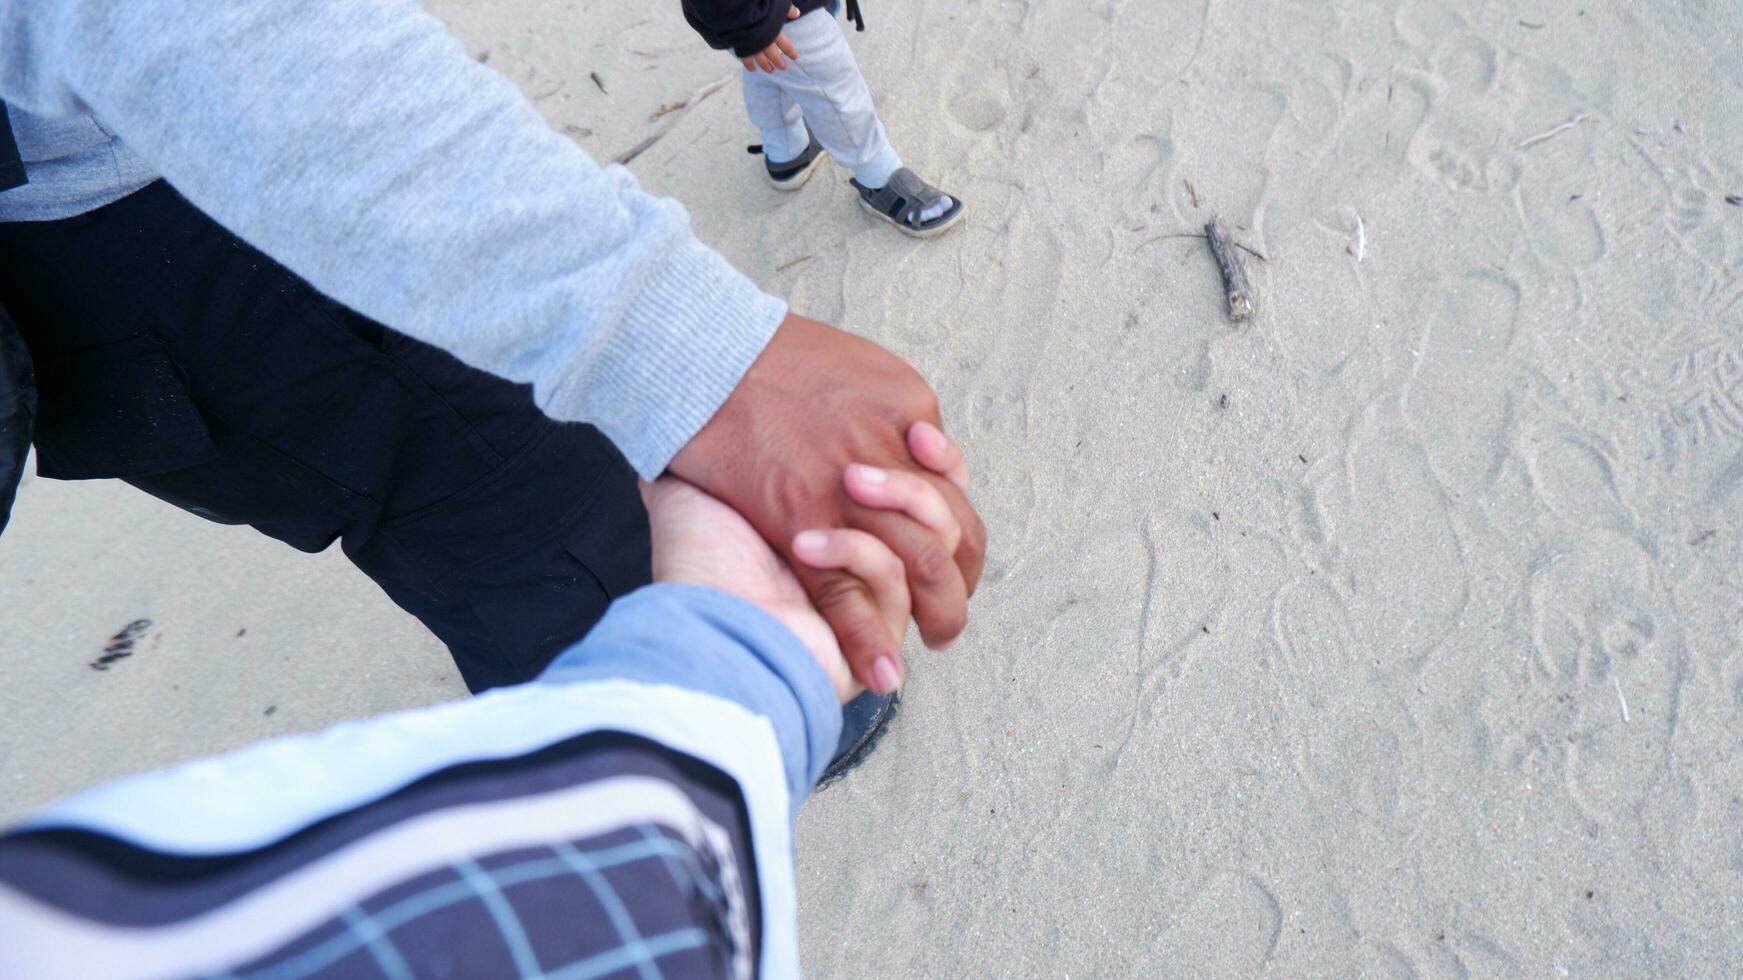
top-left (852, 464), bottom-right (889, 486)
top-left (793, 530), bottom-right (828, 557)
top-left (872, 656), bottom-right (903, 693)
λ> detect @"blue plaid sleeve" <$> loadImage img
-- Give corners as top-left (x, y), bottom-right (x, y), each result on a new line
top-left (0, 584), bottom-right (824, 978)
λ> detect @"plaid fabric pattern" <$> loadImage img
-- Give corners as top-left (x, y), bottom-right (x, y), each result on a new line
top-left (219, 823), bottom-right (737, 980)
top-left (0, 731), bottom-right (766, 980)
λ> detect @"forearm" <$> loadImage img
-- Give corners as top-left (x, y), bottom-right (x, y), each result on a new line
top-left (0, 585), bottom-right (835, 978)
top-left (0, 0), bottom-right (783, 476)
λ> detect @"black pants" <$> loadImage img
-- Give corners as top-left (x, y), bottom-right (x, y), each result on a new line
top-left (0, 181), bottom-right (651, 692)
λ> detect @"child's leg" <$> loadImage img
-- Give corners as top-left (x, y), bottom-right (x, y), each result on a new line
top-left (766, 9), bottom-right (902, 188)
top-left (740, 68), bottom-right (810, 164)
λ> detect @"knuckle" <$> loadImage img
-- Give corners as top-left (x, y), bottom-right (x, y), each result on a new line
top-left (810, 572), bottom-right (869, 611)
top-left (962, 511), bottom-right (988, 558)
top-left (905, 534), bottom-right (956, 586)
top-left (921, 601), bottom-right (968, 641)
top-left (877, 549), bottom-right (908, 592)
top-left (840, 617), bottom-right (892, 662)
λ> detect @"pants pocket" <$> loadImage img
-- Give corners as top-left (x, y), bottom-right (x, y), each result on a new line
top-left (414, 454), bottom-right (651, 688)
top-left (29, 334), bottom-right (220, 480)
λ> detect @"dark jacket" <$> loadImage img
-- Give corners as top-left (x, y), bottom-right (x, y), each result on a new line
top-left (0, 104), bottom-right (24, 194)
top-left (682, 0), bottom-right (861, 57)
top-left (1, 102), bottom-right (30, 535)
top-left (0, 302), bottom-right (32, 537)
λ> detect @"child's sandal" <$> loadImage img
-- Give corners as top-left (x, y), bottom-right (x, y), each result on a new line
top-left (850, 168), bottom-right (965, 239)
top-left (749, 137), bottom-right (829, 191)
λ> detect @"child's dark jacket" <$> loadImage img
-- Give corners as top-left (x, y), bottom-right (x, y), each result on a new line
top-left (682, 0), bottom-right (834, 57)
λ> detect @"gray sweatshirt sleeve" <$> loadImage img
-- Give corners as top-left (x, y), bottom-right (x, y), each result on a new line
top-left (0, 0), bottom-right (785, 478)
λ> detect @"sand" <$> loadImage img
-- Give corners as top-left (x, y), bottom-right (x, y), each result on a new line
top-left (3, 0), bottom-right (1742, 974)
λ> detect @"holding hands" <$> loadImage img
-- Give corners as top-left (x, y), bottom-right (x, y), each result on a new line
top-left (669, 313), bottom-right (986, 696)
top-left (653, 419), bottom-right (975, 702)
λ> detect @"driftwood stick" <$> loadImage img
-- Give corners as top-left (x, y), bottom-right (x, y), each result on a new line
top-left (1204, 216), bottom-right (1254, 321)
top-left (613, 73), bottom-right (734, 165)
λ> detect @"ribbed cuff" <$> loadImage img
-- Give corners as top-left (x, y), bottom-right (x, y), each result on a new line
top-left (544, 233), bottom-right (786, 479)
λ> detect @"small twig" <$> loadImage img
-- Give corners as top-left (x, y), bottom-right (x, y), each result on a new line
top-left (1516, 113), bottom-right (1593, 151)
top-left (1185, 179), bottom-right (1200, 209)
top-left (1236, 241), bottom-right (1268, 263)
top-left (589, 71), bottom-right (608, 94)
top-left (1136, 232), bottom-right (1203, 252)
top-left (1136, 231), bottom-right (1267, 263)
top-left (775, 254), bottom-right (813, 272)
top-left (1611, 674), bottom-right (1630, 724)
top-left (1518, 19), bottom-right (1545, 29)
top-left (650, 100), bottom-right (688, 121)
top-left (613, 73), bottom-right (734, 165)
top-left (1205, 215), bottom-right (1254, 321)
top-left (1348, 213), bottom-right (1366, 262)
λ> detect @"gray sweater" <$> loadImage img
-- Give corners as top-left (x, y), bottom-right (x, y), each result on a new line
top-left (0, 0), bottom-right (785, 479)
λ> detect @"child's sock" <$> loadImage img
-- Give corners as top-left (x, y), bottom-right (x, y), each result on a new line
top-left (760, 117), bottom-right (812, 164)
top-left (850, 145), bottom-right (902, 191)
top-left (854, 149), bottom-right (953, 223)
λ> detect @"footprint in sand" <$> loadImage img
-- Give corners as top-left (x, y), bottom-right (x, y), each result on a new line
top-left (1411, 118), bottom-right (1517, 195)
top-left (947, 85), bottom-right (1009, 134)
top-left (1403, 273), bottom-right (1520, 496)
top-left (1273, 577), bottom-right (1426, 829)
top-left (1393, 0), bottom-right (1467, 49)
top-left (1338, 72), bottom-right (1434, 168)
top-left (1528, 531), bottom-right (1685, 820)
top-left (1108, 0), bottom-right (1210, 87)
top-left (1272, 577), bottom-right (1354, 679)
top-left (1281, 55), bottom-right (1350, 155)
top-left (967, 386), bottom-right (1030, 446)
top-left (1519, 184), bottom-right (1607, 266)
top-left (1654, 333), bottom-right (1743, 459)
top-left (1363, 942), bottom-right (1421, 980)
top-left (1660, 179), bottom-right (1737, 269)
top-left (1155, 871), bottom-right (1282, 974)
top-left (1176, 87), bottom-right (1286, 220)
top-left (1421, 141), bottom-right (1483, 190)
top-left (1523, 433), bottom-right (1635, 536)
top-left (1670, 186), bottom-right (1711, 236)
top-left (1433, 34), bottom-right (1497, 96)
top-left (1333, 424), bottom-right (1469, 671)
top-left (1262, 203), bottom-right (1366, 378)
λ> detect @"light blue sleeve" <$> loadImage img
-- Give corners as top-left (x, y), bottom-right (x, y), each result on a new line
top-left (540, 583), bottom-right (846, 802)
top-left (0, 0), bottom-right (784, 477)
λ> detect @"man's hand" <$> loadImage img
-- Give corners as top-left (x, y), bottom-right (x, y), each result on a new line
top-left (740, 5), bottom-right (803, 73)
top-left (668, 313), bottom-right (986, 695)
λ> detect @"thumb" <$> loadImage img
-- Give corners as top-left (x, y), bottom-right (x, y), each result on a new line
top-left (788, 4), bottom-right (801, 18)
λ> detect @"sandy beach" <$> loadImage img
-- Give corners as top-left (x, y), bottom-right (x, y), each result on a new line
top-left (3, 0), bottom-right (1742, 974)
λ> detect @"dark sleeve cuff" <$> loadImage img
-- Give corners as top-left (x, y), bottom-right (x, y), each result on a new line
top-left (727, 14), bottom-right (789, 57)
top-left (0, 105), bottom-right (27, 193)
